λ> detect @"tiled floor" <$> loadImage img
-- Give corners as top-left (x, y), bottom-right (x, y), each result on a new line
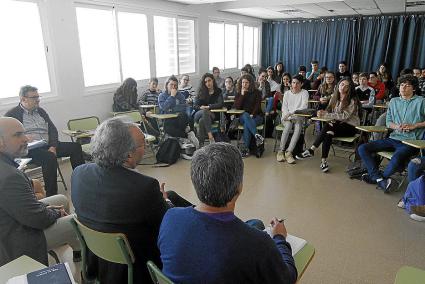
top-left (57, 131), bottom-right (425, 283)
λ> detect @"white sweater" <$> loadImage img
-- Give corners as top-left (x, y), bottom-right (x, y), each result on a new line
top-left (281, 89), bottom-right (309, 118)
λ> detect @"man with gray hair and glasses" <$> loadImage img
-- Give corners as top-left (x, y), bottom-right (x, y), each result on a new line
top-left (71, 117), bottom-right (191, 284)
top-left (5, 85), bottom-right (84, 197)
top-left (158, 143), bottom-right (297, 284)
top-left (0, 117), bottom-right (80, 266)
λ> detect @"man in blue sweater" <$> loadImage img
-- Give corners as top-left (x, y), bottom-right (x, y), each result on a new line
top-left (158, 143), bottom-right (297, 284)
top-left (359, 75), bottom-right (425, 193)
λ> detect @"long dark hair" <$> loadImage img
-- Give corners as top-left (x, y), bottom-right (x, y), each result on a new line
top-left (197, 73), bottom-right (221, 100)
top-left (280, 72), bottom-right (292, 93)
top-left (237, 74), bottom-right (256, 95)
top-left (327, 78), bottom-right (359, 113)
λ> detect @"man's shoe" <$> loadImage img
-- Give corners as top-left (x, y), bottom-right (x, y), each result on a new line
top-left (73, 250), bottom-right (82, 263)
top-left (300, 149), bottom-right (314, 158)
top-left (285, 152), bottom-right (296, 164)
top-left (361, 173), bottom-right (377, 184)
top-left (255, 133), bottom-right (264, 146)
top-left (320, 161), bottom-right (329, 172)
top-left (377, 178), bottom-right (393, 193)
top-left (410, 214), bottom-right (425, 222)
top-left (241, 148), bottom-right (250, 158)
top-left (276, 151), bottom-right (285, 162)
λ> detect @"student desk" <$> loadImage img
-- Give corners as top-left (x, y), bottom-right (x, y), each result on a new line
top-left (150, 113), bottom-right (179, 142)
top-left (62, 129), bottom-right (95, 141)
top-left (311, 117), bottom-right (333, 123)
top-left (402, 140), bottom-right (425, 156)
top-left (0, 255), bottom-right (46, 283)
top-left (355, 125), bottom-right (389, 146)
top-left (294, 243), bottom-right (315, 281)
top-left (226, 109), bottom-right (245, 115)
top-left (395, 266), bottom-right (425, 284)
top-left (139, 104), bottom-right (157, 111)
top-left (210, 108), bottom-right (228, 130)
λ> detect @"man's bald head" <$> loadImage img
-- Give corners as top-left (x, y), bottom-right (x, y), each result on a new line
top-left (0, 117), bottom-right (29, 158)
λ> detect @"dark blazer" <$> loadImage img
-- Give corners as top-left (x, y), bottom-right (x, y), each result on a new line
top-left (5, 105), bottom-right (59, 147)
top-left (71, 163), bottom-right (169, 284)
top-left (234, 90), bottom-right (263, 116)
top-left (0, 153), bottom-right (60, 266)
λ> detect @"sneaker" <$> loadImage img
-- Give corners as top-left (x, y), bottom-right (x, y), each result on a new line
top-left (397, 199), bottom-right (405, 209)
top-left (276, 151), bottom-right (285, 162)
top-left (241, 148), bottom-right (250, 158)
top-left (320, 161), bottom-right (329, 172)
top-left (187, 131), bottom-right (199, 149)
top-left (410, 214), bottom-right (425, 222)
top-left (285, 152), bottom-right (296, 164)
top-left (361, 173), bottom-right (377, 184)
top-left (377, 178), bottom-right (392, 193)
top-left (300, 149), bottom-right (314, 158)
top-left (255, 133), bottom-right (264, 146)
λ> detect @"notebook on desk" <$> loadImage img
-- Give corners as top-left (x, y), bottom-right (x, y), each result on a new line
top-left (6, 263), bottom-right (76, 284)
top-left (264, 227), bottom-right (307, 256)
top-left (28, 140), bottom-right (47, 150)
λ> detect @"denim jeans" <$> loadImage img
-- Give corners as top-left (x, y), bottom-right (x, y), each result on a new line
top-left (358, 138), bottom-right (418, 181)
top-left (407, 156), bottom-right (425, 182)
top-left (265, 97), bottom-right (274, 113)
top-left (239, 112), bottom-right (263, 148)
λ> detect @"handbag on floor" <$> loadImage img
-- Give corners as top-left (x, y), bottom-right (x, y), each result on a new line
top-left (156, 138), bottom-right (180, 165)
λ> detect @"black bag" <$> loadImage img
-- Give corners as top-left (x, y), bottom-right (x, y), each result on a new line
top-left (156, 138), bottom-right (181, 165)
top-left (249, 135), bottom-right (264, 158)
top-left (213, 131), bottom-right (231, 143)
top-left (265, 114), bottom-right (275, 138)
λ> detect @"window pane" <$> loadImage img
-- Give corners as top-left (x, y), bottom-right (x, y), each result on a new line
top-left (0, 0), bottom-right (50, 98)
top-left (209, 22), bottom-right (224, 70)
top-left (117, 12), bottom-right (150, 80)
top-left (76, 7), bottom-right (120, 87)
top-left (178, 19), bottom-right (195, 74)
top-left (154, 16), bottom-right (177, 77)
top-left (243, 26), bottom-right (253, 66)
top-left (238, 23), bottom-right (243, 69)
top-left (253, 27), bottom-right (258, 65)
top-left (224, 24), bottom-right (237, 69)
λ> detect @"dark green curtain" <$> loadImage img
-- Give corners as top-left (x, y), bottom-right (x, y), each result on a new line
top-left (262, 14), bottom-right (425, 78)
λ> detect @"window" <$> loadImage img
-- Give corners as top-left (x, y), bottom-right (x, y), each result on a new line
top-left (117, 12), bottom-right (150, 80)
top-left (76, 6), bottom-right (120, 87)
top-left (210, 22), bottom-right (259, 71)
top-left (0, 0), bottom-right (51, 99)
top-left (154, 16), bottom-right (196, 78)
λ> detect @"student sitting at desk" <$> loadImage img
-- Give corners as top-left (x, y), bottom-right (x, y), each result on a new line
top-left (276, 75), bottom-right (309, 164)
top-left (358, 75), bottom-right (425, 193)
top-left (256, 68), bottom-right (273, 115)
top-left (112, 77), bottom-right (139, 112)
top-left (158, 75), bottom-right (199, 148)
top-left (193, 73), bottom-right (223, 146)
top-left (137, 77), bottom-right (159, 106)
top-left (222, 76), bottom-right (236, 100)
top-left (300, 78), bottom-right (360, 172)
top-left (314, 71), bottom-right (336, 111)
top-left (355, 73), bottom-right (376, 108)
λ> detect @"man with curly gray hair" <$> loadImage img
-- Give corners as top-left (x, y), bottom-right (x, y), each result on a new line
top-left (71, 117), bottom-right (190, 283)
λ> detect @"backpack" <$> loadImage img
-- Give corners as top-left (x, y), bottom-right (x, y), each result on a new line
top-left (213, 131), bottom-right (231, 143)
top-left (249, 135), bottom-right (264, 158)
top-left (403, 175), bottom-right (425, 214)
top-left (156, 138), bottom-right (181, 165)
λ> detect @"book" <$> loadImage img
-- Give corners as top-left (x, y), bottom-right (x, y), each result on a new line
top-left (28, 140), bottom-right (47, 150)
top-left (264, 227), bottom-right (307, 256)
top-left (14, 158), bottom-right (32, 170)
top-left (6, 263), bottom-right (76, 284)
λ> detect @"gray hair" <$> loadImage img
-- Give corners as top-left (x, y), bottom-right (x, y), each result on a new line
top-left (19, 85), bottom-right (38, 98)
top-left (190, 142), bottom-right (244, 207)
top-left (91, 117), bottom-right (138, 168)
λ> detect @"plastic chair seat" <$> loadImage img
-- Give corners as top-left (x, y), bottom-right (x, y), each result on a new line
top-left (333, 134), bottom-right (360, 143)
top-left (395, 266), bottom-right (425, 284)
top-left (377, 151), bottom-right (394, 160)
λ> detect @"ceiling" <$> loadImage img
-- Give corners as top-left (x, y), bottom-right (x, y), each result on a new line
top-left (166, 0), bottom-right (425, 19)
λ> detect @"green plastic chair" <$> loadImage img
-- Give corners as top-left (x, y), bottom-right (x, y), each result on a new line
top-left (147, 261), bottom-right (174, 284)
top-left (67, 116), bottom-right (100, 134)
top-left (112, 110), bottom-right (142, 123)
top-left (70, 217), bottom-right (135, 284)
top-left (395, 266), bottom-right (425, 284)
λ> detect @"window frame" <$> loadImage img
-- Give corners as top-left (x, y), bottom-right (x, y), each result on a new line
top-left (1, 0), bottom-right (58, 106)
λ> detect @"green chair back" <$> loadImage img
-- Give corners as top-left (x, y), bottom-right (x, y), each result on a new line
top-left (395, 266), bottom-right (425, 284)
top-left (113, 110), bottom-right (142, 123)
top-left (70, 217), bottom-right (135, 284)
top-left (147, 261), bottom-right (174, 284)
top-left (68, 116), bottom-right (100, 132)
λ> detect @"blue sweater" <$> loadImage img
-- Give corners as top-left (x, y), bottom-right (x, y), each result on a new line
top-left (158, 91), bottom-right (187, 114)
top-left (158, 207), bottom-right (297, 284)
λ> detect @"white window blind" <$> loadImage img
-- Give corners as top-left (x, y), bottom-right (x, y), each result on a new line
top-left (0, 0), bottom-right (51, 99)
top-left (209, 22), bottom-right (224, 70)
top-left (224, 24), bottom-right (237, 69)
top-left (243, 26), bottom-right (253, 66)
top-left (154, 16), bottom-right (178, 77)
top-left (177, 19), bottom-right (195, 74)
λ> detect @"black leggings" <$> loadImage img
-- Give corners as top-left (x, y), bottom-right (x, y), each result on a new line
top-left (313, 121), bottom-right (357, 158)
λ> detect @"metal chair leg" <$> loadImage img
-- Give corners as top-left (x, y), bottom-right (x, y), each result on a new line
top-left (57, 163), bottom-right (68, 191)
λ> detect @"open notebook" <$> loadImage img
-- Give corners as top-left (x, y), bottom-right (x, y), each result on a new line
top-left (264, 227), bottom-right (307, 256)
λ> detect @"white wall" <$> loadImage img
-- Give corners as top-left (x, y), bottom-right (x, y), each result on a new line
top-left (0, 0), bottom-right (262, 140)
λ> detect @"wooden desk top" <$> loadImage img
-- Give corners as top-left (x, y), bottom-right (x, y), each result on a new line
top-left (210, 108), bottom-right (228, 113)
top-left (355, 126), bottom-right (388, 133)
top-left (226, 109), bottom-right (245, 114)
top-left (224, 99), bottom-right (235, 103)
top-left (0, 255), bottom-right (46, 283)
top-left (308, 100), bottom-right (320, 103)
top-left (311, 117), bottom-right (333, 122)
top-left (373, 104), bottom-right (388, 109)
top-left (292, 113), bottom-right (312, 117)
top-left (150, 113), bottom-right (179, 119)
top-left (139, 104), bottom-right (157, 109)
top-left (402, 140), bottom-right (425, 149)
top-left (62, 129), bottom-right (95, 138)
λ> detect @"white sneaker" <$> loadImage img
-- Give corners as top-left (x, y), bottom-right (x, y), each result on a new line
top-left (397, 199), bottom-right (405, 209)
top-left (285, 152), bottom-right (296, 164)
top-left (320, 161), bottom-right (329, 172)
top-left (276, 151), bottom-right (285, 162)
top-left (187, 131), bottom-right (199, 149)
top-left (410, 214), bottom-right (425, 222)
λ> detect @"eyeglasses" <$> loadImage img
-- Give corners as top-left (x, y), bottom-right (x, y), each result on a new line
top-left (25, 95), bottom-right (41, 100)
